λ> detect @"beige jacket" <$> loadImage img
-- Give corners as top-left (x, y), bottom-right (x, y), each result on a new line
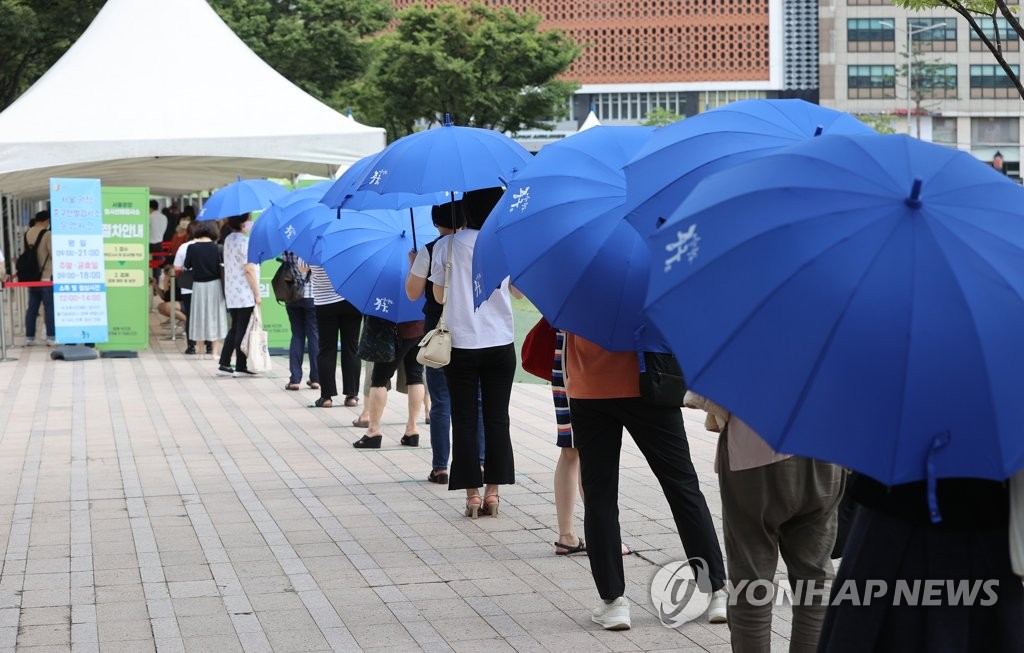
top-left (684, 390), bottom-right (791, 472)
top-left (23, 224), bottom-right (52, 280)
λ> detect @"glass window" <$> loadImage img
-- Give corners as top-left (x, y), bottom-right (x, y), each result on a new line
top-left (847, 18), bottom-right (895, 42)
top-left (969, 64), bottom-right (1020, 98)
top-left (848, 65), bottom-right (896, 98)
top-left (931, 117), bottom-right (957, 144)
top-left (915, 64), bottom-right (958, 99)
top-left (908, 18), bottom-right (956, 41)
top-left (971, 17), bottom-right (1019, 51)
top-left (971, 116), bottom-right (1020, 146)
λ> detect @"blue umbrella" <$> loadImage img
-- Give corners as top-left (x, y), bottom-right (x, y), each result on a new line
top-left (316, 208), bottom-right (439, 323)
top-left (644, 134), bottom-right (1024, 508)
top-left (281, 203), bottom-right (336, 264)
top-left (321, 154), bottom-right (458, 211)
top-left (198, 178), bottom-right (288, 220)
top-left (353, 114), bottom-right (532, 196)
top-left (473, 126), bottom-right (659, 351)
top-left (247, 182), bottom-right (333, 263)
top-left (622, 99), bottom-right (874, 237)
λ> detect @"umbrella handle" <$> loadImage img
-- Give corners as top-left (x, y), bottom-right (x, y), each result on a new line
top-left (410, 207), bottom-right (418, 251)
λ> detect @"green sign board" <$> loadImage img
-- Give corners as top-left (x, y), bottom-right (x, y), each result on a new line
top-left (97, 187), bottom-right (150, 351)
top-left (258, 261), bottom-right (291, 351)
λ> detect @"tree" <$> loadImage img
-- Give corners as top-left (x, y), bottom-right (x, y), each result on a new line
top-left (855, 114), bottom-right (898, 134)
top-left (209, 0), bottom-right (392, 104)
top-left (894, 0), bottom-right (1024, 99)
top-left (0, 0), bottom-right (105, 112)
top-left (347, 3), bottom-right (581, 140)
top-left (641, 107), bottom-right (683, 127)
top-left (896, 47), bottom-right (956, 135)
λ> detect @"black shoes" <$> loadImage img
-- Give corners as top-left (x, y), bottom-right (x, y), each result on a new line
top-left (353, 435), bottom-right (382, 449)
top-left (217, 365), bottom-right (234, 376)
top-left (400, 433), bottom-right (419, 447)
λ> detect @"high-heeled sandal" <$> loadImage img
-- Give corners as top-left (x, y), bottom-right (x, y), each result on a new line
top-left (482, 494), bottom-right (500, 518)
top-left (464, 495), bottom-right (482, 519)
top-left (352, 435), bottom-right (382, 449)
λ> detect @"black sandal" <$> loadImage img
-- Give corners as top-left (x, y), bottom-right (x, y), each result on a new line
top-left (400, 433), bottom-right (419, 447)
top-left (353, 435), bottom-right (382, 449)
top-left (554, 537), bottom-right (586, 556)
top-left (310, 397), bottom-right (333, 408)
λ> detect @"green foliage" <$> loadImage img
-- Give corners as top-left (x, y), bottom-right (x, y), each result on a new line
top-left (347, 3), bottom-right (581, 140)
top-left (209, 0), bottom-right (393, 102)
top-left (855, 114), bottom-right (897, 134)
top-left (0, 0), bottom-right (105, 111)
top-left (640, 107), bottom-right (683, 127)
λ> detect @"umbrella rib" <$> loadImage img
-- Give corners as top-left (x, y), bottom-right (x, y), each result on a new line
top-left (920, 217), bottom-right (1011, 477)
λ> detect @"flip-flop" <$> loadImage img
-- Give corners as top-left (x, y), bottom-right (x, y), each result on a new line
top-left (309, 397), bottom-right (333, 408)
top-left (554, 538), bottom-right (586, 556)
top-left (307, 380), bottom-right (320, 390)
top-left (352, 418), bottom-right (369, 428)
top-left (285, 383), bottom-right (301, 391)
top-left (622, 544), bottom-right (634, 556)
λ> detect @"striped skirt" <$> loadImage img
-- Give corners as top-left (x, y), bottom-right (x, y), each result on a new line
top-left (552, 330), bottom-right (573, 448)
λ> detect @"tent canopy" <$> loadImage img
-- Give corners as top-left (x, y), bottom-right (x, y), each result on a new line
top-left (0, 0), bottom-right (385, 200)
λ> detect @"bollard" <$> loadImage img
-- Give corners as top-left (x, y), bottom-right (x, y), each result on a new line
top-left (0, 282), bottom-right (16, 362)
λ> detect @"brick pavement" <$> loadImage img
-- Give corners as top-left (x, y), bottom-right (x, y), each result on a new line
top-left (0, 328), bottom-right (795, 652)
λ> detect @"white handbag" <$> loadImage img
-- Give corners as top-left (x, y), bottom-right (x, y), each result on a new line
top-left (417, 234), bottom-right (454, 369)
top-left (241, 307), bottom-right (273, 372)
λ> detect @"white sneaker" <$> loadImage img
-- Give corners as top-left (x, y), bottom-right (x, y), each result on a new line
top-left (592, 596), bottom-right (631, 630)
top-left (45, 339), bottom-right (56, 347)
top-left (24, 338), bottom-right (36, 347)
top-left (708, 588), bottom-right (728, 624)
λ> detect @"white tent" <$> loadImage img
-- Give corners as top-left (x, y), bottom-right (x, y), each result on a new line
top-left (0, 0), bottom-right (386, 200)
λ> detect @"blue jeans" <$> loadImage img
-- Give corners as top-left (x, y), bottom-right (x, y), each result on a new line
top-left (25, 286), bottom-right (54, 339)
top-left (426, 365), bottom-right (485, 471)
top-left (286, 298), bottom-right (319, 384)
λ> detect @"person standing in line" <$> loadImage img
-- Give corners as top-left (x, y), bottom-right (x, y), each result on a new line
top-left (22, 210), bottom-right (54, 346)
top-left (686, 392), bottom-right (843, 650)
top-left (182, 220), bottom-right (226, 357)
top-left (282, 250), bottom-right (319, 392)
top-left (217, 214), bottom-right (260, 376)
top-left (173, 219), bottom-right (200, 355)
top-left (309, 265), bottom-right (362, 407)
top-left (149, 199), bottom-right (167, 284)
top-left (429, 188), bottom-right (518, 518)
top-left (566, 333), bottom-right (728, 631)
top-left (406, 201), bottom-right (487, 483)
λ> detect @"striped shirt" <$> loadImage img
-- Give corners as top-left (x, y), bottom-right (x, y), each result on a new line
top-left (309, 265), bottom-right (343, 306)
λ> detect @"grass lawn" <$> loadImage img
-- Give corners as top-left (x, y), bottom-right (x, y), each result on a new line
top-left (512, 296), bottom-right (543, 384)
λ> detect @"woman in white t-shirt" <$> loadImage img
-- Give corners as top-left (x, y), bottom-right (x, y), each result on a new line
top-left (429, 188), bottom-right (520, 518)
top-left (218, 214), bottom-right (261, 376)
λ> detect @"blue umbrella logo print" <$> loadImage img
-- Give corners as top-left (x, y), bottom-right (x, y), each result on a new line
top-left (663, 223), bottom-right (701, 273)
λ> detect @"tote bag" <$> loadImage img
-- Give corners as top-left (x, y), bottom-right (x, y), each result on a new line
top-left (241, 307), bottom-right (273, 372)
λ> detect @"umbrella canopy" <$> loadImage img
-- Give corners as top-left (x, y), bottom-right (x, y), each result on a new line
top-left (198, 177), bottom-right (288, 219)
top-left (316, 208), bottom-right (439, 322)
top-left (473, 125), bottom-right (659, 350)
top-left (321, 153), bottom-right (458, 211)
top-left (352, 115), bottom-right (532, 196)
top-left (644, 133), bottom-right (1024, 496)
top-left (281, 203), bottom-right (336, 265)
top-left (247, 181), bottom-right (333, 263)
top-left (622, 99), bottom-right (874, 237)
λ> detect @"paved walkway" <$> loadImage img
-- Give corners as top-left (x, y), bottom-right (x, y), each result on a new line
top-left (0, 323), bottom-right (794, 652)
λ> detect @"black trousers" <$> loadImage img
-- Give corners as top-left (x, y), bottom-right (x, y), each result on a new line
top-left (444, 344), bottom-right (516, 490)
top-left (571, 397), bottom-right (727, 600)
top-left (219, 306), bottom-right (253, 371)
top-left (315, 299), bottom-right (362, 399)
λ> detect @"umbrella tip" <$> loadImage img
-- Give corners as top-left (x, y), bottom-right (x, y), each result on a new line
top-left (655, 216), bottom-right (667, 229)
top-left (444, 113), bottom-right (452, 127)
top-left (813, 125), bottom-right (824, 137)
top-left (905, 179), bottom-right (923, 209)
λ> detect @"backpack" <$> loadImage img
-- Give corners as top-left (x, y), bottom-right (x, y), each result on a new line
top-left (16, 229), bottom-right (49, 282)
top-left (271, 259), bottom-right (305, 304)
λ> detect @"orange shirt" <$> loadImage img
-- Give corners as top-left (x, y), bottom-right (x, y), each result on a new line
top-left (564, 333), bottom-right (640, 399)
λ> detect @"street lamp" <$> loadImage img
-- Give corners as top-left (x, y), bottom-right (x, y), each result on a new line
top-left (880, 20), bottom-right (947, 135)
